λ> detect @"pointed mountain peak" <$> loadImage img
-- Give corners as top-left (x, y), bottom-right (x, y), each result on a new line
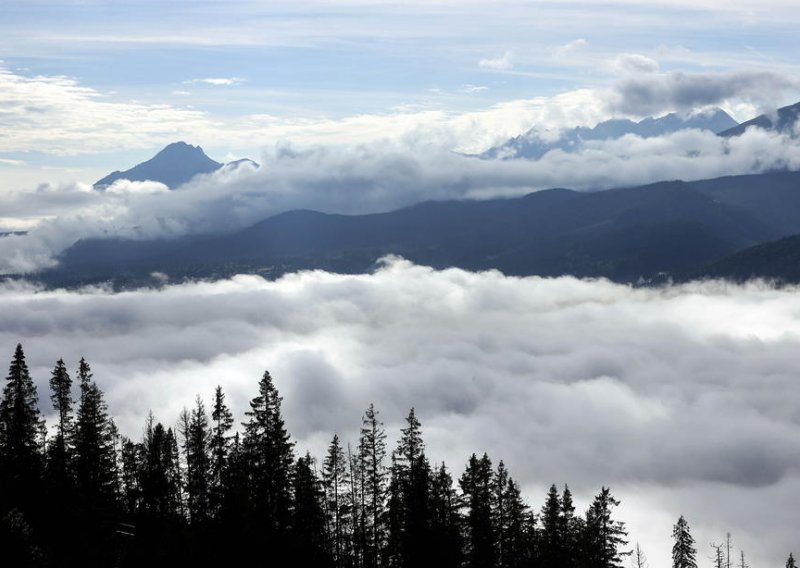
top-left (94, 142), bottom-right (224, 190)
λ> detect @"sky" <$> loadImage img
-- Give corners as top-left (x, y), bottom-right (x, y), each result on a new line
top-left (2, 0), bottom-right (800, 192)
top-left (1, 2), bottom-right (800, 566)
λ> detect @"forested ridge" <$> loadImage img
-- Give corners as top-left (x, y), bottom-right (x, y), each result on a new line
top-left (0, 344), bottom-right (793, 568)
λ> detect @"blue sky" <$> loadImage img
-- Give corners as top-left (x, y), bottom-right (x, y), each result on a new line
top-left (1, 0), bottom-right (800, 189)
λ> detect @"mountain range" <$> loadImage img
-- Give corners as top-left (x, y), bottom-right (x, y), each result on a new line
top-left (481, 108), bottom-right (738, 160)
top-left (24, 101), bottom-right (800, 287)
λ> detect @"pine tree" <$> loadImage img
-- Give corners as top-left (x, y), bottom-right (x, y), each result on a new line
top-left (584, 487), bottom-right (629, 568)
top-left (560, 485), bottom-right (578, 568)
top-left (711, 543), bottom-right (725, 568)
top-left (73, 358), bottom-right (119, 519)
top-left (429, 463), bottom-right (463, 568)
top-left (242, 370), bottom-right (295, 538)
top-left (0, 344), bottom-right (44, 510)
top-left (460, 452), bottom-right (496, 568)
top-left (359, 404), bottom-right (388, 568)
top-left (540, 484), bottom-right (563, 568)
top-left (387, 408), bottom-right (432, 568)
top-left (502, 477), bottom-right (533, 568)
top-left (672, 516), bottom-right (697, 568)
top-left (324, 434), bottom-right (351, 568)
top-left (210, 385), bottom-right (233, 517)
top-left (631, 543), bottom-right (648, 568)
top-left (293, 453), bottom-right (331, 565)
top-left (787, 553), bottom-right (797, 568)
top-left (182, 396), bottom-right (211, 524)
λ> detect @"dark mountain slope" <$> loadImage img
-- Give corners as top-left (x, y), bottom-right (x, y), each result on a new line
top-left (688, 234), bottom-right (800, 283)
top-left (718, 101), bottom-right (800, 138)
top-left (45, 175), bottom-right (781, 286)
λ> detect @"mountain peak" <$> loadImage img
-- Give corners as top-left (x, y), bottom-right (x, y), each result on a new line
top-left (94, 142), bottom-right (224, 190)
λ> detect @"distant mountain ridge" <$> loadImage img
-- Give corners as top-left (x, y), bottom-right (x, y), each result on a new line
top-left (93, 142), bottom-right (259, 190)
top-left (34, 169), bottom-right (800, 288)
top-left (483, 108), bottom-right (738, 159)
top-left (718, 101), bottom-right (800, 138)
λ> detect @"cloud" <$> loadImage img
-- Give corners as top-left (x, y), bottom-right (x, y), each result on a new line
top-left (610, 53), bottom-right (660, 75)
top-left (459, 84), bottom-right (489, 93)
top-left (610, 69), bottom-right (800, 115)
top-left (0, 158), bottom-right (27, 166)
top-left (2, 123), bottom-right (800, 274)
top-left (184, 77), bottom-right (245, 86)
top-left (554, 38), bottom-right (589, 59)
top-left (0, 260), bottom-right (797, 568)
top-left (479, 51), bottom-right (514, 71)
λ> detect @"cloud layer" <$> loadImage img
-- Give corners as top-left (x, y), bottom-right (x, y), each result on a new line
top-left (0, 260), bottom-right (797, 568)
top-left (1, 124), bottom-right (799, 274)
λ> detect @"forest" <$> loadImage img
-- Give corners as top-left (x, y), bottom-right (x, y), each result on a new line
top-left (0, 343), bottom-right (793, 568)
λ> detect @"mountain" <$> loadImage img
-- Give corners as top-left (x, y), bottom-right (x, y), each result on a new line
top-left (718, 101), bottom-right (800, 138)
top-left (482, 108), bottom-right (738, 160)
top-left (37, 169), bottom-right (800, 288)
top-left (689, 234), bottom-right (800, 283)
top-left (93, 142), bottom-right (224, 189)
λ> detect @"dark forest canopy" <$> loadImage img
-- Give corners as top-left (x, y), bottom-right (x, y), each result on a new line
top-left (0, 345), bottom-right (790, 568)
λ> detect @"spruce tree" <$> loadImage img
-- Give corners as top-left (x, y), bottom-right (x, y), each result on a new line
top-left (0, 344), bottom-right (44, 510)
top-left (182, 396), bottom-right (211, 525)
top-left (324, 434), bottom-right (352, 568)
top-left (359, 403), bottom-right (388, 568)
top-left (460, 452), bottom-right (496, 568)
top-left (242, 370), bottom-right (295, 538)
top-left (787, 553), bottom-right (797, 568)
top-left (672, 515), bottom-right (697, 568)
top-left (540, 484), bottom-right (563, 568)
top-left (429, 463), bottom-right (463, 568)
top-left (584, 487), bottom-right (629, 568)
top-left (73, 358), bottom-right (119, 520)
top-left (293, 453), bottom-right (331, 565)
top-left (210, 385), bottom-right (233, 517)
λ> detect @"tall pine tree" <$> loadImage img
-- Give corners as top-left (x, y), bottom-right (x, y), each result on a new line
top-left (672, 516), bottom-right (697, 568)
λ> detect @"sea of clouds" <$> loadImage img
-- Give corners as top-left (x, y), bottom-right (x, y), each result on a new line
top-left (0, 258), bottom-right (797, 568)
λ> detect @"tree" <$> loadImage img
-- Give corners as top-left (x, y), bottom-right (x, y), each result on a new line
top-left (242, 370), bottom-right (295, 537)
top-left (210, 385), bottom-right (233, 516)
top-left (324, 434), bottom-right (351, 568)
top-left (540, 484), bottom-right (563, 568)
top-left (711, 543), bottom-right (725, 568)
top-left (73, 358), bottom-right (119, 519)
top-left (182, 396), bottom-right (211, 524)
top-left (386, 408), bottom-right (432, 568)
top-left (293, 453), bottom-right (331, 566)
top-left (787, 553), bottom-right (797, 568)
top-left (584, 487), bottom-right (629, 568)
top-left (631, 543), bottom-right (648, 568)
top-left (0, 344), bottom-right (44, 509)
top-left (672, 516), bottom-right (697, 568)
top-left (460, 453), bottom-right (495, 568)
top-left (359, 404), bottom-right (388, 568)
top-left (429, 463), bottom-right (463, 568)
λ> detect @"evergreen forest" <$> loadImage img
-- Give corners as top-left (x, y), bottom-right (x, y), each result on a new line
top-left (0, 344), bottom-right (793, 568)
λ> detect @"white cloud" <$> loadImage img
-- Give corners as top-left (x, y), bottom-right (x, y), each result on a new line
top-left (1, 125), bottom-right (799, 274)
top-left (554, 38), bottom-right (589, 59)
top-left (0, 158), bottom-right (27, 166)
top-left (1, 261), bottom-right (798, 568)
top-left (459, 84), bottom-right (489, 93)
top-left (184, 77), bottom-right (245, 86)
top-left (610, 53), bottom-right (660, 75)
top-left (479, 51), bottom-right (514, 71)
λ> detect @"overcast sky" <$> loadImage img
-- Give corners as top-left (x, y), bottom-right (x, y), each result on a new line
top-left (1, 260), bottom-right (798, 568)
